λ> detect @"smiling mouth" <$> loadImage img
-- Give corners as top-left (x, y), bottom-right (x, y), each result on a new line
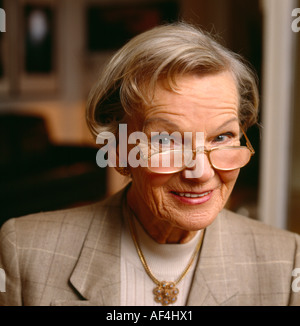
top-left (171, 191), bottom-right (212, 198)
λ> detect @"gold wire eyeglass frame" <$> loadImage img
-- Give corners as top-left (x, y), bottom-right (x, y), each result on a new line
top-left (139, 128), bottom-right (255, 174)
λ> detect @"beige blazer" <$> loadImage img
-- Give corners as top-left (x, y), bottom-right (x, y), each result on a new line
top-left (0, 186), bottom-right (300, 306)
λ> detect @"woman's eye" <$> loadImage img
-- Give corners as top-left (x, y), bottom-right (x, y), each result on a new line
top-left (152, 135), bottom-right (171, 145)
top-left (215, 135), bottom-right (226, 142)
top-left (213, 133), bottom-right (234, 144)
top-left (151, 135), bottom-right (178, 151)
top-left (159, 137), bottom-right (171, 145)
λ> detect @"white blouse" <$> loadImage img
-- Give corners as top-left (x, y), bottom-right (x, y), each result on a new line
top-left (120, 208), bottom-right (202, 306)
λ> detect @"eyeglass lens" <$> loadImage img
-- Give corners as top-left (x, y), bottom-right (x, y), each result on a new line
top-left (148, 147), bottom-right (252, 173)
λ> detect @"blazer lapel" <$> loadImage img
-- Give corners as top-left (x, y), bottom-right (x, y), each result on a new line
top-left (69, 189), bottom-right (126, 306)
top-left (67, 187), bottom-right (239, 306)
top-left (187, 210), bottom-right (239, 306)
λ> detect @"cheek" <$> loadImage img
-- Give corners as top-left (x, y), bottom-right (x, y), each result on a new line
top-left (219, 169), bottom-right (240, 188)
top-left (131, 168), bottom-right (173, 189)
top-left (146, 174), bottom-right (173, 187)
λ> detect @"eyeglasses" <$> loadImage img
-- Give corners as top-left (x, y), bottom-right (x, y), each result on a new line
top-left (141, 129), bottom-right (255, 174)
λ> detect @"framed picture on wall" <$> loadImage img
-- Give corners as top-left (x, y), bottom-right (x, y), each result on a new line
top-left (0, 0), bottom-right (9, 95)
top-left (0, 0), bottom-right (4, 76)
top-left (20, 0), bottom-right (57, 93)
top-left (86, 0), bottom-right (179, 52)
top-left (24, 4), bottom-right (54, 74)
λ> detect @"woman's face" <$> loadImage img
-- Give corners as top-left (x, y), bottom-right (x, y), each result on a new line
top-left (126, 71), bottom-right (241, 242)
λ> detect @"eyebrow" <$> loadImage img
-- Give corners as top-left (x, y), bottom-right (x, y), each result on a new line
top-left (142, 118), bottom-right (180, 132)
top-left (214, 117), bottom-right (239, 132)
top-left (143, 117), bottom-right (239, 133)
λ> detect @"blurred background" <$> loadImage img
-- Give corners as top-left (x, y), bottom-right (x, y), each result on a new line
top-left (0, 0), bottom-right (299, 233)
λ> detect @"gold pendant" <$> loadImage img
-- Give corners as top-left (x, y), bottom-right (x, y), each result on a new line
top-left (153, 281), bottom-right (179, 306)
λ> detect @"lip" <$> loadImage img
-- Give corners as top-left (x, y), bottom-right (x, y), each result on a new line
top-left (170, 190), bottom-right (213, 205)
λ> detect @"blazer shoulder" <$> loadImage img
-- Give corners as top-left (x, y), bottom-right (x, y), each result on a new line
top-left (224, 208), bottom-right (298, 236)
top-left (0, 185), bottom-right (127, 249)
top-left (222, 209), bottom-right (300, 257)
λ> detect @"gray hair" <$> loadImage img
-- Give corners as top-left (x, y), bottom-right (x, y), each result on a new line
top-left (86, 22), bottom-right (259, 139)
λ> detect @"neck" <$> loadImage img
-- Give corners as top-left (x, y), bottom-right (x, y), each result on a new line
top-left (127, 187), bottom-right (197, 244)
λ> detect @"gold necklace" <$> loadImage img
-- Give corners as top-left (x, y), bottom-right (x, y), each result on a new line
top-left (128, 214), bottom-right (206, 306)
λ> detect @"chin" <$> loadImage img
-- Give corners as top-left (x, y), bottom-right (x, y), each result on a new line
top-left (173, 210), bottom-right (219, 231)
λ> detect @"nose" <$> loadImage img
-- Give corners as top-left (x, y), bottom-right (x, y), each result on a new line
top-left (182, 152), bottom-right (215, 181)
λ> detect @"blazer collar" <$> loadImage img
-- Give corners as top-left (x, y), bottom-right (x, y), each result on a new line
top-left (68, 184), bottom-right (238, 306)
top-left (187, 209), bottom-right (239, 306)
top-left (69, 188), bottom-right (127, 305)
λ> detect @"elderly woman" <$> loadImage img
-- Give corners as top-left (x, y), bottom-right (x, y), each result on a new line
top-left (0, 22), bottom-right (300, 306)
